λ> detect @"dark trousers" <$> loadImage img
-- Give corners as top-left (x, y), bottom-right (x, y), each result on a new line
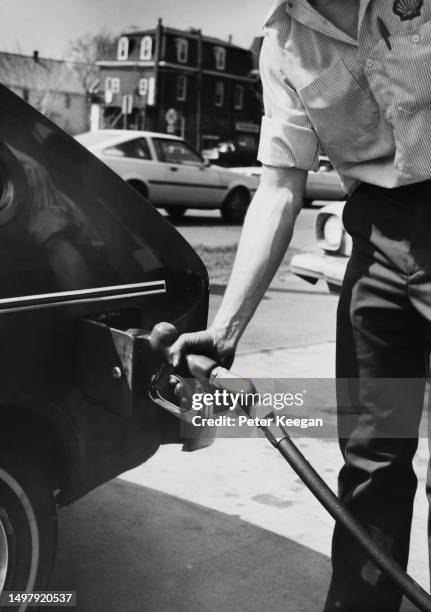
top-left (324, 180), bottom-right (431, 612)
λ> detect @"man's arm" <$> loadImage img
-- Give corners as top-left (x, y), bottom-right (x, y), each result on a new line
top-left (169, 165), bottom-right (307, 369)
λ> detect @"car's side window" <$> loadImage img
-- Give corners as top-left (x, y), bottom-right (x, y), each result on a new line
top-left (103, 138), bottom-right (152, 160)
top-left (152, 138), bottom-right (202, 166)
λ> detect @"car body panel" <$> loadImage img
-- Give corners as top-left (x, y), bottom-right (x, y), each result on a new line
top-left (76, 130), bottom-right (258, 211)
top-left (0, 85), bottom-right (210, 504)
top-left (290, 201), bottom-right (349, 290)
top-left (290, 252), bottom-right (348, 287)
top-left (229, 160), bottom-right (347, 203)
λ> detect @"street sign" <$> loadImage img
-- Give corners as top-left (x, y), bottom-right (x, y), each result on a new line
top-left (122, 94), bottom-right (134, 115)
top-left (165, 108), bottom-right (178, 125)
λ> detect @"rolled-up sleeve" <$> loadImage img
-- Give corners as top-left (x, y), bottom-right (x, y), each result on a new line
top-left (257, 29), bottom-right (319, 170)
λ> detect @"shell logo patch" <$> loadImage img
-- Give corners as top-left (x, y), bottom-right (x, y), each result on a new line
top-left (393, 0), bottom-right (424, 21)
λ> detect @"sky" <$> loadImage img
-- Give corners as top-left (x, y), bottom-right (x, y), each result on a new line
top-left (0, 0), bottom-right (274, 59)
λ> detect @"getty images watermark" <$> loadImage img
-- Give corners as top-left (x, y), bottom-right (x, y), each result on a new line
top-left (190, 388), bottom-right (324, 430)
top-left (178, 378), bottom-right (430, 439)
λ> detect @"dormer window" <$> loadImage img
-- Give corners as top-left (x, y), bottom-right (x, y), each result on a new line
top-left (214, 47), bottom-right (226, 70)
top-left (140, 36), bottom-right (153, 60)
top-left (175, 38), bottom-right (189, 64)
top-left (117, 36), bottom-right (129, 60)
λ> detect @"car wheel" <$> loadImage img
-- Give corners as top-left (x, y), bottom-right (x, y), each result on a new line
top-left (164, 206), bottom-right (187, 221)
top-left (327, 282), bottom-right (341, 294)
top-left (0, 450), bottom-right (58, 603)
top-left (221, 189), bottom-right (250, 224)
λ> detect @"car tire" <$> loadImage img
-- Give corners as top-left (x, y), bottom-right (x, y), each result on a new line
top-left (0, 450), bottom-right (58, 604)
top-left (327, 282), bottom-right (341, 294)
top-left (164, 206), bottom-right (187, 221)
top-left (221, 189), bottom-right (250, 224)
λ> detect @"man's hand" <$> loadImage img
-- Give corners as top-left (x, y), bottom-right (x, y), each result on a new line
top-left (168, 326), bottom-right (236, 371)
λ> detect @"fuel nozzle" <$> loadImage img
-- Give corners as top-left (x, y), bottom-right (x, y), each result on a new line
top-left (149, 321), bottom-right (220, 379)
top-left (149, 321), bottom-right (257, 416)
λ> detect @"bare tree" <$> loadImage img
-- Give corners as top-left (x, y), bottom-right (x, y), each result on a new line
top-left (65, 30), bottom-right (117, 93)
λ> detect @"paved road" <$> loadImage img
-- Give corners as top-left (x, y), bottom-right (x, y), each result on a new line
top-left (50, 209), bottom-right (427, 611)
top-left (170, 206), bottom-right (320, 251)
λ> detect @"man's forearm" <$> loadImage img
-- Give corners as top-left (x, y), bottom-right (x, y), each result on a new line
top-left (211, 166), bottom-right (307, 346)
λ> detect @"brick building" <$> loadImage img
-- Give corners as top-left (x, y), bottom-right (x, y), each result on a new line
top-left (96, 19), bottom-right (262, 153)
top-left (0, 51), bottom-right (89, 135)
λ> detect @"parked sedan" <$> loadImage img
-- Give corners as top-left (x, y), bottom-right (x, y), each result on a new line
top-left (76, 130), bottom-right (259, 223)
top-left (229, 157), bottom-right (347, 206)
top-left (290, 201), bottom-right (350, 293)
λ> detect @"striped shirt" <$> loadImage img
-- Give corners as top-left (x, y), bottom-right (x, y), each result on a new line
top-left (257, 0), bottom-right (431, 192)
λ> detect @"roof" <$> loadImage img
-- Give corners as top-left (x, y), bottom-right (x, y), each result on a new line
top-left (0, 52), bottom-right (88, 95)
top-left (122, 25), bottom-right (248, 51)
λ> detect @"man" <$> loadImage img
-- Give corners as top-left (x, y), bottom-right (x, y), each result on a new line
top-left (170, 0), bottom-right (431, 610)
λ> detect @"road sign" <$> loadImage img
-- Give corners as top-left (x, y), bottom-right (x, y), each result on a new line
top-left (165, 108), bottom-right (178, 125)
top-left (122, 94), bottom-right (134, 115)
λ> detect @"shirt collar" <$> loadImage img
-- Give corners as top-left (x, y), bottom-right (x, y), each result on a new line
top-left (264, 0), bottom-right (373, 46)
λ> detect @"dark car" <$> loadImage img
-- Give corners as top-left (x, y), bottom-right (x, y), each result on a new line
top-left (0, 85), bottom-right (211, 600)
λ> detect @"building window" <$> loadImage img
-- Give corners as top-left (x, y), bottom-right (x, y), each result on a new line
top-left (175, 38), bottom-right (189, 64)
top-left (176, 75), bottom-right (187, 101)
top-left (215, 81), bottom-right (224, 107)
top-left (139, 78), bottom-right (148, 96)
top-left (106, 77), bottom-right (120, 94)
top-left (234, 84), bottom-right (244, 110)
top-left (64, 93), bottom-right (71, 109)
top-left (140, 36), bottom-right (153, 60)
top-left (117, 36), bottom-right (129, 60)
top-left (213, 47), bottom-right (226, 70)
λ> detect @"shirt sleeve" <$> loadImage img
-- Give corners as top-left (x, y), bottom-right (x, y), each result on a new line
top-left (257, 29), bottom-right (319, 170)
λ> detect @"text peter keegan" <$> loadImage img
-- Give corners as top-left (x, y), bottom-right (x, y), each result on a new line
top-left (188, 388), bottom-right (325, 434)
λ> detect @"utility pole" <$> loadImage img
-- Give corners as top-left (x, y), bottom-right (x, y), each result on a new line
top-left (154, 18), bottom-right (163, 132)
top-left (196, 29), bottom-right (202, 151)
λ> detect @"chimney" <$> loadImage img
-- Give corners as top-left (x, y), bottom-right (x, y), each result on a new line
top-left (228, 34), bottom-right (233, 44)
top-left (33, 50), bottom-right (39, 62)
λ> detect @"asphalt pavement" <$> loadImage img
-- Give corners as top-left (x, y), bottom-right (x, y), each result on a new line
top-left (49, 209), bottom-right (429, 611)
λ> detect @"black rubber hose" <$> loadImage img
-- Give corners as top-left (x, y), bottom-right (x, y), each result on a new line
top-left (261, 425), bottom-right (431, 612)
